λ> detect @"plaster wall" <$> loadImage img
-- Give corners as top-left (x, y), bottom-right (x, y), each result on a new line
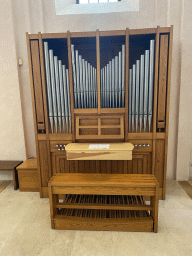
top-left (0, 0), bottom-right (26, 161)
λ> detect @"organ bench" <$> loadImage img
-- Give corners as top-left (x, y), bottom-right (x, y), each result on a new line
top-left (48, 173), bottom-right (159, 232)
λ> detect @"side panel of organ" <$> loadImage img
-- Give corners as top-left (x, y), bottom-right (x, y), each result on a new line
top-left (27, 27), bottom-right (173, 199)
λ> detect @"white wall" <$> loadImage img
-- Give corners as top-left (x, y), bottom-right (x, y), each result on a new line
top-left (0, 0), bottom-right (26, 161)
top-left (176, 0), bottom-right (192, 180)
top-left (2, 0), bottom-right (191, 179)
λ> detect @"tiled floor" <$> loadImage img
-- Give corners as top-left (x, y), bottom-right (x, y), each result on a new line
top-left (0, 180), bottom-right (192, 256)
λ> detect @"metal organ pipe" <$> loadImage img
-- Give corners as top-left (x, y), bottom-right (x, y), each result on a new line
top-left (121, 45), bottom-right (125, 108)
top-left (148, 40), bottom-right (155, 132)
top-left (106, 63), bottom-right (109, 108)
top-left (109, 61), bottom-right (112, 108)
top-left (85, 61), bottom-right (89, 108)
top-left (82, 58), bottom-right (86, 108)
top-left (104, 66), bottom-right (107, 108)
top-left (132, 64), bottom-right (136, 132)
top-left (118, 51), bottom-right (122, 108)
top-left (49, 49), bottom-right (58, 133)
top-left (79, 55), bottom-right (83, 109)
top-left (75, 50), bottom-right (80, 109)
top-left (112, 58), bottom-right (115, 108)
top-left (62, 65), bottom-right (69, 133)
top-left (88, 63), bottom-right (91, 108)
top-left (66, 70), bottom-right (72, 133)
top-left (144, 50), bottom-right (150, 132)
top-left (54, 56), bottom-right (62, 133)
top-left (115, 56), bottom-right (118, 108)
top-left (58, 60), bottom-right (66, 133)
top-left (135, 59), bottom-right (140, 133)
top-left (129, 69), bottom-right (132, 132)
top-left (95, 68), bottom-right (97, 108)
top-left (139, 55), bottom-right (145, 133)
top-left (101, 68), bottom-right (103, 108)
top-left (44, 42), bottom-right (54, 133)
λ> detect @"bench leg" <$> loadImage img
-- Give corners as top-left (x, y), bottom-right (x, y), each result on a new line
top-left (48, 183), bottom-right (58, 229)
top-left (150, 185), bottom-right (159, 233)
top-left (13, 168), bottom-right (19, 190)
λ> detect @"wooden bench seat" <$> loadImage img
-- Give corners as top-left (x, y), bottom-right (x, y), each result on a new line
top-left (16, 158), bottom-right (39, 192)
top-left (49, 173), bottom-right (159, 232)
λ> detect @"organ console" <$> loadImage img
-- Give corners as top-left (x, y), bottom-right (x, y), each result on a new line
top-left (26, 26), bottom-right (173, 200)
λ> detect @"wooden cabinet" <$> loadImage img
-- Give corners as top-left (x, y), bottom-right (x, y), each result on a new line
top-left (27, 26), bottom-right (173, 199)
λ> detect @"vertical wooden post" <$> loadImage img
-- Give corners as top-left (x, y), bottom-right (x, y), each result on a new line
top-left (150, 182), bottom-right (159, 233)
top-left (152, 26), bottom-right (160, 175)
top-left (125, 28), bottom-right (129, 141)
top-left (48, 181), bottom-right (58, 229)
top-left (38, 32), bottom-right (52, 181)
top-left (26, 33), bottom-right (43, 197)
top-left (67, 31), bottom-right (75, 142)
top-left (96, 29), bottom-right (101, 114)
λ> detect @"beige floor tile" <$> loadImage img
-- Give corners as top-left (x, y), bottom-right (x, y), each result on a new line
top-left (0, 180), bottom-right (192, 256)
top-left (71, 231), bottom-right (114, 256)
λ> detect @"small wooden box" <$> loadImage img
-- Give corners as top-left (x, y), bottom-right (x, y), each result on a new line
top-left (16, 158), bottom-right (39, 192)
top-left (65, 143), bottom-right (134, 161)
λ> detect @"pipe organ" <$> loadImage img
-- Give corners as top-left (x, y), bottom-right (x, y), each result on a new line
top-left (27, 26), bottom-right (173, 199)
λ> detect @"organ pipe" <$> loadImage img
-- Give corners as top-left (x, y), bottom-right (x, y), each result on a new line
top-left (44, 40), bottom-right (155, 134)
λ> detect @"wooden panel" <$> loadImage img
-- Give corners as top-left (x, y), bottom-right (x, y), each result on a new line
top-left (76, 115), bottom-right (124, 140)
top-left (16, 158), bottom-right (37, 170)
top-left (70, 31), bottom-right (96, 38)
top-left (67, 31), bottom-right (75, 142)
top-left (65, 142), bottom-right (133, 161)
top-left (38, 140), bottom-right (50, 186)
top-left (155, 140), bottom-right (165, 188)
top-left (157, 34), bottom-right (169, 129)
top-left (84, 160), bottom-right (90, 173)
top-left (52, 185), bottom-right (156, 196)
top-left (18, 170), bottom-right (39, 192)
top-left (128, 133), bottom-right (153, 140)
top-left (100, 160), bottom-right (107, 173)
top-left (70, 160), bottom-right (76, 173)
top-left (118, 160), bottom-right (124, 174)
top-left (100, 30), bottom-right (125, 37)
top-left (49, 134), bottom-right (73, 141)
top-left (42, 33), bottom-right (68, 39)
top-left (152, 26), bottom-right (160, 176)
top-left (124, 153), bottom-right (152, 175)
top-left (54, 217), bottom-right (153, 232)
top-left (51, 153), bottom-right (78, 174)
top-left (17, 158), bottom-right (38, 192)
top-left (30, 40), bottom-right (45, 131)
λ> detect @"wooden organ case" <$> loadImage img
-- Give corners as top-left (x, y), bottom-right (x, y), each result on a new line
top-left (26, 26), bottom-right (173, 200)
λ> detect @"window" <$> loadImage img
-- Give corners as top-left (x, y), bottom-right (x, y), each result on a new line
top-left (55, 0), bottom-right (139, 15)
top-left (77, 0), bottom-right (121, 3)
